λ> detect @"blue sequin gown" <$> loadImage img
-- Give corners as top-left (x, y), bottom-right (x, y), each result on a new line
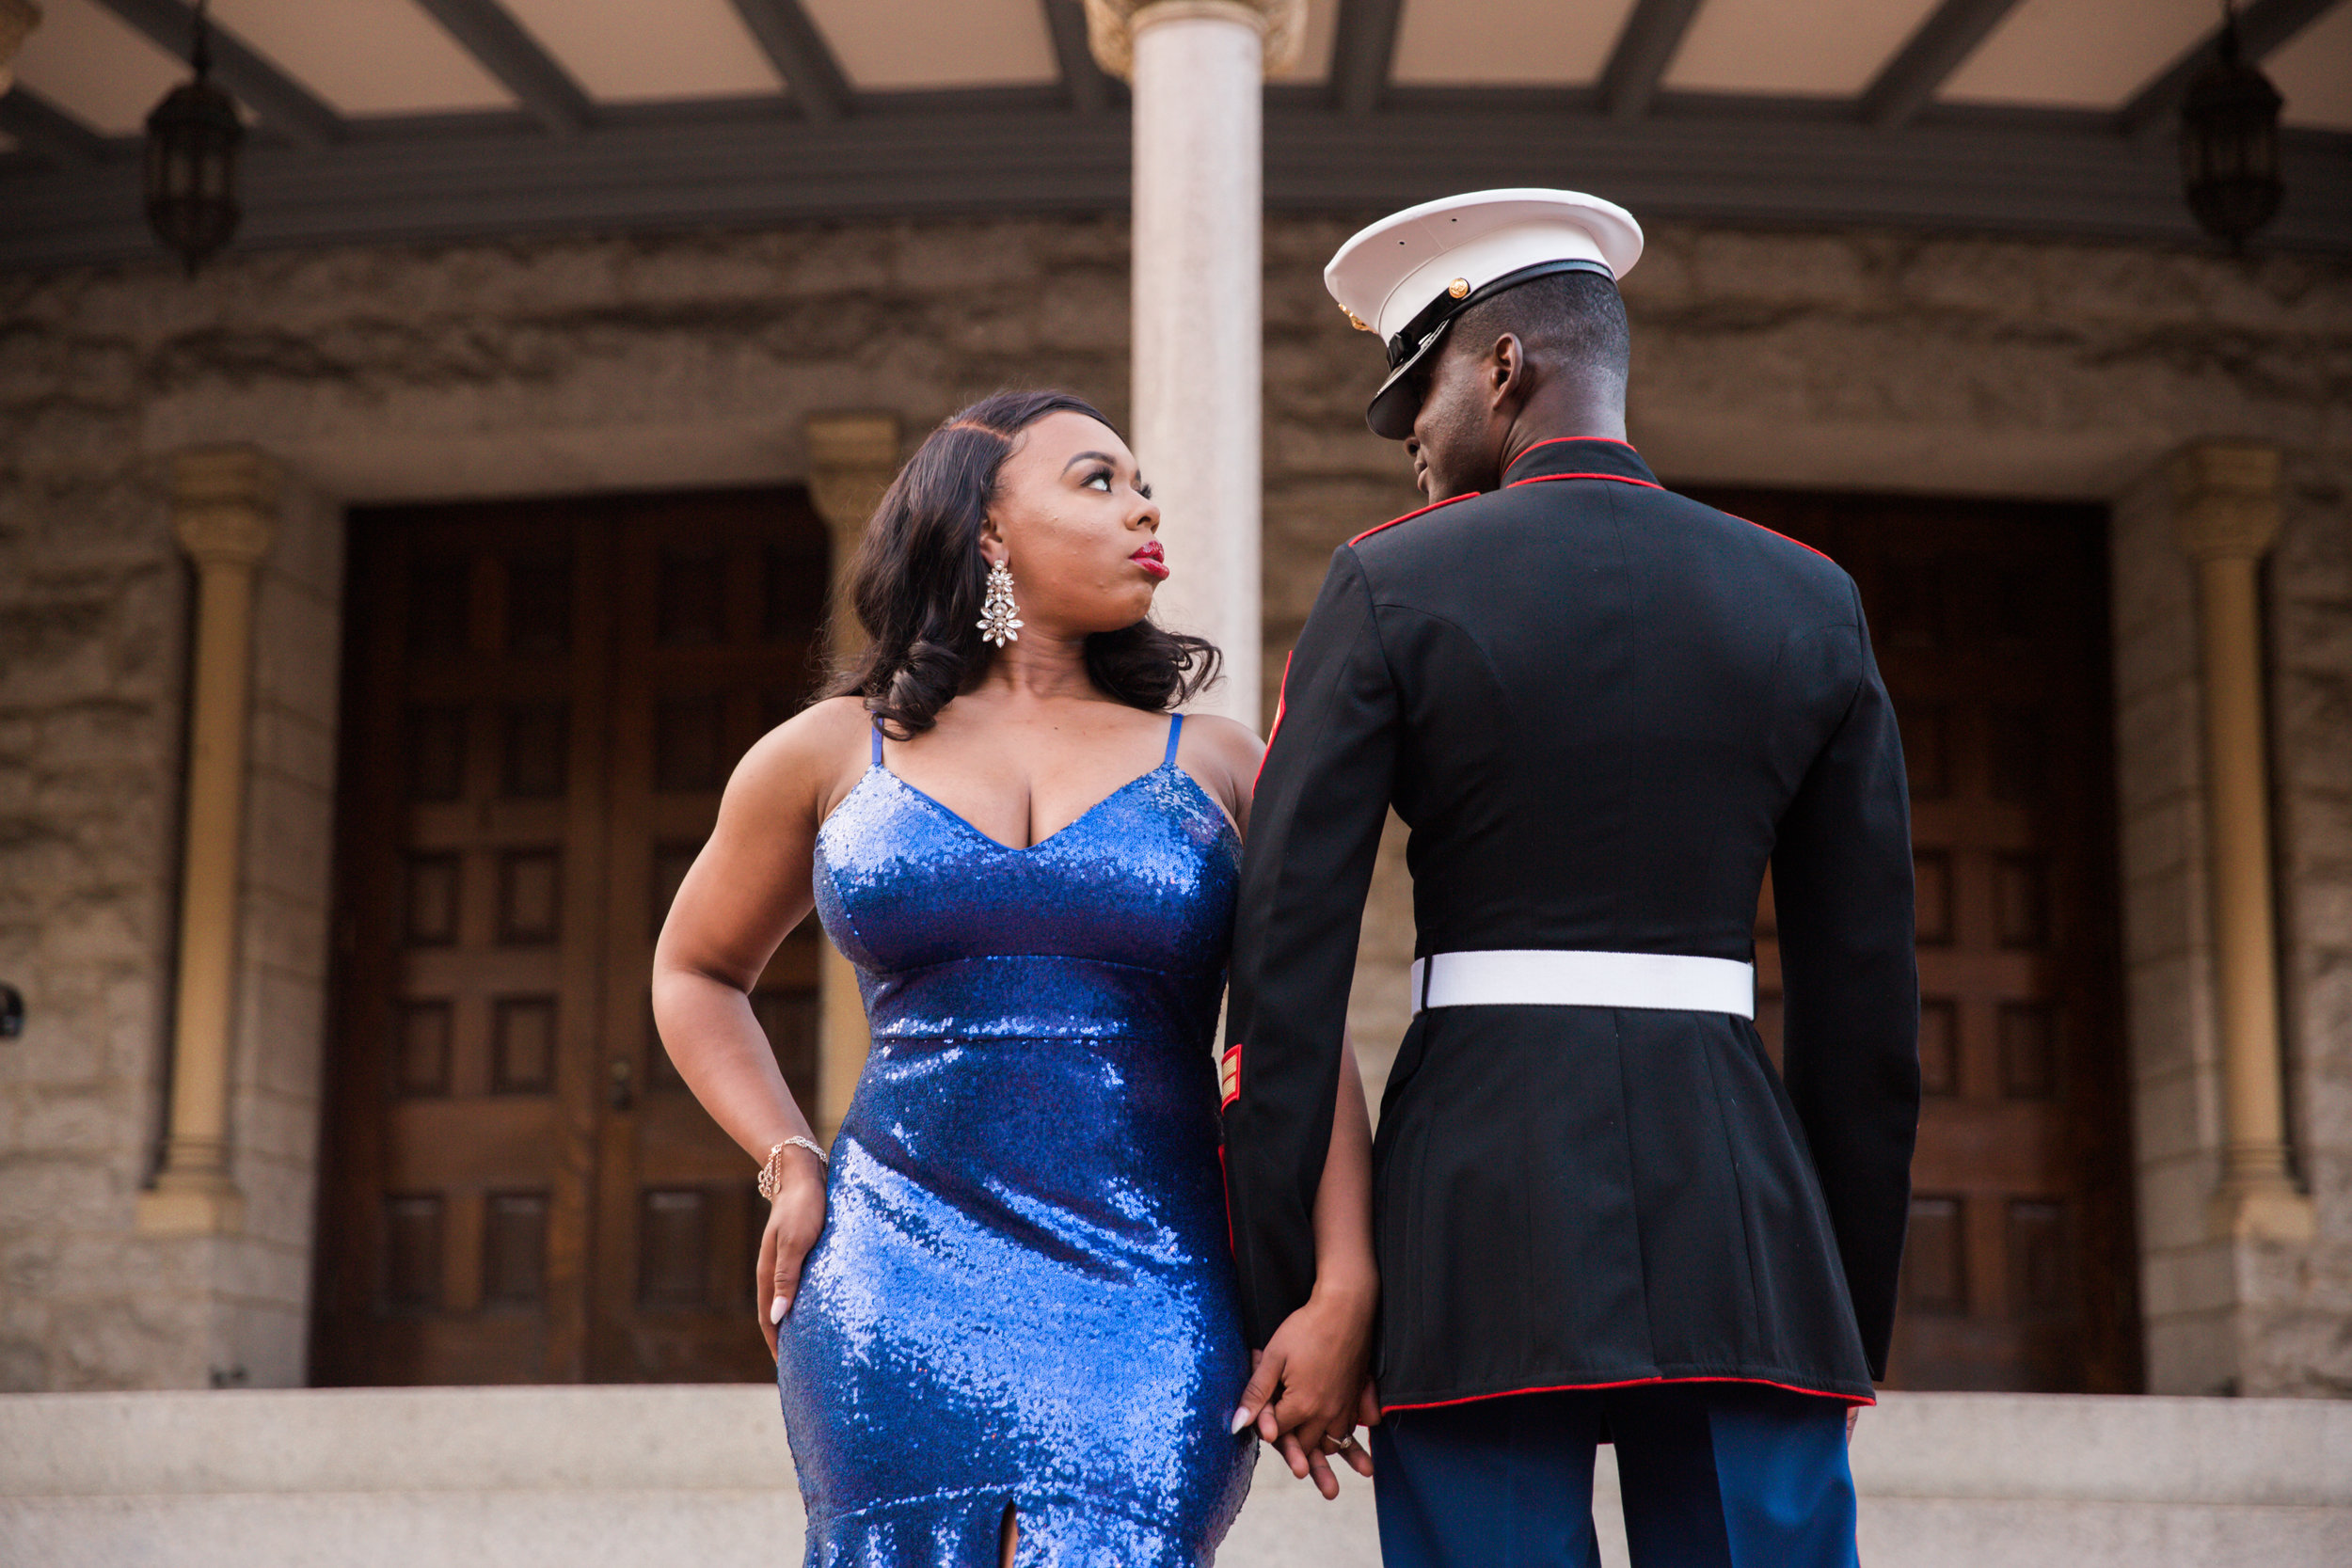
top-left (776, 713), bottom-right (1256, 1566)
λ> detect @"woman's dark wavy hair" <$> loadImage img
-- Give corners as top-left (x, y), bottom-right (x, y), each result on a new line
top-left (819, 390), bottom-right (1221, 738)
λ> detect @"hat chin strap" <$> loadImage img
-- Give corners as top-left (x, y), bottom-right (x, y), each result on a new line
top-left (1383, 258), bottom-right (1616, 372)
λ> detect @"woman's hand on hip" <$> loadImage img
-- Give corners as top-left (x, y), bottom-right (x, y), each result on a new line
top-left (756, 1150), bottom-right (828, 1358)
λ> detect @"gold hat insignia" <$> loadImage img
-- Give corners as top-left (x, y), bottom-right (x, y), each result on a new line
top-left (1342, 306), bottom-right (1373, 332)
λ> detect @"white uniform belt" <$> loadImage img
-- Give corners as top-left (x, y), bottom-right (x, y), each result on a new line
top-left (1410, 949), bottom-right (1756, 1020)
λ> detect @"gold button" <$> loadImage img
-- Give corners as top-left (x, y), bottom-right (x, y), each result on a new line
top-left (1447, 277), bottom-right (1470, 299)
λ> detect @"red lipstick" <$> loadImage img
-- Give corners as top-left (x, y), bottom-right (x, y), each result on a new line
top-left (1131, 540), bottom-right (1169, 580)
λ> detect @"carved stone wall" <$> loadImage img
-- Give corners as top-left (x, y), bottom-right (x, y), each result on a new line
top-left (0, 214), bottom-right (2345, 1392)
top-left (2262, 451), bottom-right (2352, 1395)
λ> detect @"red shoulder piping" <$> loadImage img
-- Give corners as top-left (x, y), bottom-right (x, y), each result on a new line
top-left (1347, 488), bottom-right (1479, 546)
top-left (1726, 514), bottom-right (1836, 563)
top-left (1380, 1373), bottom-right (1873, 1415)
top-left (1251, 652), bottom-right (1292, 793)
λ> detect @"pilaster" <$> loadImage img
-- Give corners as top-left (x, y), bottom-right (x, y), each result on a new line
top-left (137, 449), bottom-right (279, 1238)
top-left (803, 413), bottom-right (900, 1143)
top-left (0, 1), bottom-right (40, 98)
top-left (2172, 443), bottom-right (2312, 1246)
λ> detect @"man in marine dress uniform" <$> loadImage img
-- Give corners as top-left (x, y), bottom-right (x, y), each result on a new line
top-left (1221, 190), bottom-right (1921, 1566)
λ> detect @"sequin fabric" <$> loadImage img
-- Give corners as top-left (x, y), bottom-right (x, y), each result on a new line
top-left (777, 717), bottom-right (1255, 1567)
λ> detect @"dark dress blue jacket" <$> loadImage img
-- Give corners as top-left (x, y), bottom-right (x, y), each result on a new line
top-left (1221, 436), bottom-right (1920, 1409)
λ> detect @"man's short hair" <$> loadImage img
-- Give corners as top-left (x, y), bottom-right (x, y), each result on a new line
top-left (1447, 269), bottom-right (1630, 389)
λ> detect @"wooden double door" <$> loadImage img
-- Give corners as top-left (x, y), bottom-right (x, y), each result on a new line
top-left (1694, 488), bottom-right (2142, 1393)
top-left (313, 489), bottom-right (831, 1385)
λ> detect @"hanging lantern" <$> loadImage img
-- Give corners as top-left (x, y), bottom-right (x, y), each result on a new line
top-left (2178, 5), bottom-right (2283, 251)
top-left (144, 1), bottom-right (243, 275)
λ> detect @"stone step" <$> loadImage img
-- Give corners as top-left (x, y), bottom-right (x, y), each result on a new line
top-left (3, 1388), bottom-right (2345, 1566)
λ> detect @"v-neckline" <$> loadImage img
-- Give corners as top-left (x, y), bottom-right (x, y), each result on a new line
top-left (876, 762), bottom-right (1171, 855)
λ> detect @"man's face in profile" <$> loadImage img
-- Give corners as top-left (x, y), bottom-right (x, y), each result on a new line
top-left (1403, 331), bottom-right (1510, 502)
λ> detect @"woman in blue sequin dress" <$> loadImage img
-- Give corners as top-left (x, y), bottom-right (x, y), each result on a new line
top-left (652, 391), bottom-right (1380, 1566)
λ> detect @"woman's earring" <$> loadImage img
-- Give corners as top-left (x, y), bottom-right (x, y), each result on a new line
top-left (977, 558), bottom-right (1023, 647)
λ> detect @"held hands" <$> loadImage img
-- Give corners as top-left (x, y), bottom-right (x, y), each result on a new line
top-left (1230, 1278), bottom-right (1380, 1499)
top-left (755, 1148), bottom-right (829, 1359)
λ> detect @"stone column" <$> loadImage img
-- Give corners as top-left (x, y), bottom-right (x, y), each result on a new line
top-left (138, 448), bottom-right (278, 1236)
top-left (2175, 442), bottom-right (2312, 1243)
top-left (1088, 0), bottom-right (1302, 729)
top-left (803, 412), bottom-right (900, 1142)
top-left (0, 2), bottom-right (40, 98)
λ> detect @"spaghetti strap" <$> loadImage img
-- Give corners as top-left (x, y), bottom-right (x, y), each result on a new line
top-left (1163, 711), bottom-right (1184, 768)
top-left (871, 721), bottom-right (884, 768)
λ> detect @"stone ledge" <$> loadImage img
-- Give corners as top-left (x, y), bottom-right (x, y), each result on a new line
top-left (3, 1387), bottom-right (2346, 1568)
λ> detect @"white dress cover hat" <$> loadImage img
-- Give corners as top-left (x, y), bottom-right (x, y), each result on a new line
top-left (1325, 188), bottom-right (1644, 439)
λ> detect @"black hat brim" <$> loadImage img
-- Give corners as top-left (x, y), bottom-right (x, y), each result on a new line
top-left (1365, 319), bottom-right (1451, 440)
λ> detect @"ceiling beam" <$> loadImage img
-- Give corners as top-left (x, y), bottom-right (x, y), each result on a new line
top-left (91, 0), bottom-right (344, 146)
top-left (728, 0), bottom-right (853, 122)
top-left (1598, 0), bottom-right (1705, 121)
top-left (0, 87), bottom-right (112, 165)
top-left (1041, 0), bottom-right (1112, 116)
top-left (1859, 0), bottom-right (2023, 129)
top-left (2121, 0), bottom-right (2344, 140)
top-left (4, 96), bottom-right (2344, 271)
top-left (411, 0), bottom-right (594, 136)
top-left (1329, 0), bottom-right (1406, 117)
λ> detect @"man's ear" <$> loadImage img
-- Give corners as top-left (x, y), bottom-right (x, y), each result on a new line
top-left (1488, 333), bottom-right (1530, 415)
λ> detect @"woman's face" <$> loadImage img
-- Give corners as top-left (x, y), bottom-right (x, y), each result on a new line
top-left (982, 412), bottom-right (1166, 636)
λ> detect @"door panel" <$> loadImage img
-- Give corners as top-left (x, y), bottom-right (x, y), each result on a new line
top-left (1696, 488), bottom-right (2141, 1395)
top-left (314, 489), bottom-right (828, 1386)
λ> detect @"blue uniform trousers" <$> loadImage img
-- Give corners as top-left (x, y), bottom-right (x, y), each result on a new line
top-left (1371, 1383), bottom-right (1861, 1568)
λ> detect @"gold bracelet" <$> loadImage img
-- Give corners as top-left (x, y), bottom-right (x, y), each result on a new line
top-left (757, 1136), bottom-right (829, 1201)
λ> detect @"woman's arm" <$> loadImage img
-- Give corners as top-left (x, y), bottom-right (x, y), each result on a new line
top-left (1234, 1035), bottom-right (1380, 1497)
top-left (1192, 715), bottom-right (1381, 1496)
top-left (650, 697), bottom-right (868, 1354)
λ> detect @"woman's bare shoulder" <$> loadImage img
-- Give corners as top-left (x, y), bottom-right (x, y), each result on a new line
top-left (1181, 712), bottom-right (1264, 771)
top-left (1176, 712), bottom-right (1264, 829)
top-left (723, 696), bottom-right (872, 819)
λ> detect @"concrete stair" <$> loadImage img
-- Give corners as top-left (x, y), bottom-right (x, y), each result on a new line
top-left (2, 1387), bottom-right (2345, 1566)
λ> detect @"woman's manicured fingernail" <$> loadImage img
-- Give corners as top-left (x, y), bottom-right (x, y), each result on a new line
top-left (770, 1299), bottom-right (787, 1324)
top-left (1231, 1406), bottom-right (1252, 1433)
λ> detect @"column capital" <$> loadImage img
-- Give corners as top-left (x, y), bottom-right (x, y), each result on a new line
top-left (2172, 440), bottom-right (2281, 562)
top-left (0, 1), bottom-right (40, 99)
top-left (804, 412), bottom-right (902, 541)
top-left (1083, 0), bottom-right (1305, 81)
top-left (172, 447), bottom-right (280, 568)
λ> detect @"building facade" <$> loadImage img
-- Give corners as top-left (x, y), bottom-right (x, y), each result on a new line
top-left (3, 213), bottom-right (2347, 1399)
top-left (1, 0), bottom-right (2348, 1410)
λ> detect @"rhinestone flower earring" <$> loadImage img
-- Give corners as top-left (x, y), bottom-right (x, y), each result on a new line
top-left (977, 557), bottom-right (1023, 647)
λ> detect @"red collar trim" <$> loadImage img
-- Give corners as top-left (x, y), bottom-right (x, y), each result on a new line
top-left (1503, 435), bottom-right (1641, 481)
top-left (1347, 488), bottom-right (1480, 547)
top-left (1506, 471), bottom-right (1663, 492)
